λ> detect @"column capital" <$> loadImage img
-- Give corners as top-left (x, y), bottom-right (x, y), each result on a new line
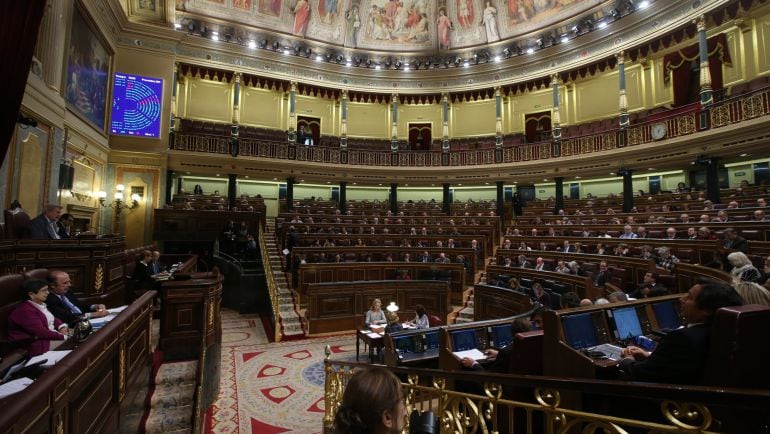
top-left (695, 15), bottom-right (707, 31)
top-left (290, 81), bottom-right (297, 92)
top-left (616, 51), bottom-right (625, 64)
top-left (391, 93), bottom-right (399, 103)
top-left (551, 74), bottom-right (559, 85)
top-left (442, 92), bottom-right (449, 101)
top-left (341, 89), bottom-right (348, 99)
top-left (234, 72), bottom-right (242, 83)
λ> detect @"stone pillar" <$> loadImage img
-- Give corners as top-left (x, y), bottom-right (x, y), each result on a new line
top-left (622, 170), bottom-right (634, 213)
top-left (170, 63), bottom-right (179, 134)
top-left (554, 177), bottom-right (564, 214)
top-left (339, 181), bottom-right (347, 214)
top-left (551, 75), bottom-right (561, 140)
top-left (495, 86), bottom-right (503, 148)
top-left (390, 93), bottom-right (399, 152)
top-left (697, 16), bottom-right (713, 106)
top-left (496, 181), bottom-right (504, 219)
top-left (442, 92), bottom-right (450, 152)
top-left (227, 174), bottom-right (237, 210)
top-left (390, 183), bottom-right (398, 214)
top-left (442, 183), bottom-right (451, 214)
top-left (230, 72), bottom-right (241, 157)
top-left (706, 157), bottom-right (721, 204)
top-left (288, 81), bottom-right (297, 143)
top-left (618, 51), bottom-right (629, 129)
top-left (340, 89), bottom-right (348, 150)
top-left (35, 0), bottom-right (67, 91)
top-left (286, 177), bottom-right (295, 211)
top-left (165, 170), bottom-right (174, 206)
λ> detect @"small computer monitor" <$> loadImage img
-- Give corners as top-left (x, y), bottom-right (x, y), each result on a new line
top-left (611, 307), bottom-right (643, 340)
top-left (450, 329), bottom-right (479, 351)
top-left (491, 324), bottom-right (514, 349)
top-left (652, 301), bottom-right (682, 330)
top-left (394, 336), bottom-right (415, 354)
top-left (562, 313), bottom-right (599, 349)
top-left (424, 331), bottom-right (439, 350)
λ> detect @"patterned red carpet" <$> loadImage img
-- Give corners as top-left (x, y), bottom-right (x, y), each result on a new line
top-left (206, 310), bottom-right (357, 433)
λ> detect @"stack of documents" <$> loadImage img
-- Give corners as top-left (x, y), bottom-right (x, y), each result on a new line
top-left (451, 348), bottom-right (487, 361)
top-left (0, 377), bottom-right (33, 399)
top-left (24, 350), bottom-right (71, 368)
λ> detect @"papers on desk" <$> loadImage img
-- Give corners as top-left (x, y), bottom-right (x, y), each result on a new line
top-left (361, 330), bottom-right (384, 339)
top-left (24, 350), bottom-right (71, 368)
top-left (89, 315), bottom-right (113, 325)
top-left (452, 348), bottom-right (487, 362)
top-left (0, 377), bottom-right (33, 399)
top-left (108, 305), bottom-right (128, 314)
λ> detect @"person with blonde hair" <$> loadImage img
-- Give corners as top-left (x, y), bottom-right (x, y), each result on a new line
top-left (727, 251), bottom-right (761, 283)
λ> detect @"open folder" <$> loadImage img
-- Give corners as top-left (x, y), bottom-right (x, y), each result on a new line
top-left (451, 348), bottom-right (487, 361)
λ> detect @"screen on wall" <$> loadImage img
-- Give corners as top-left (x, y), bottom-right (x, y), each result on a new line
top-left (110, 73), bottom-right (163, 138)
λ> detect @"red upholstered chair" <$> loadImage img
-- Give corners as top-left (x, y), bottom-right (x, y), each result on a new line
top-left (3, 210), bottom-right (31, 239)
top-left (0, 273), bottom-right (27, 356)
top-left (702, 305), bottom-right (770, 389)
top-left (428, 315), bottom-right (443, 327)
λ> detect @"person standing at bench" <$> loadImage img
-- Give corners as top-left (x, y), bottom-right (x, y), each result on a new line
top-left (619, 280), bottom-right (744, 384)
top-left (28, 204), bottom-right (62, 239)
top-left (8, 279), bottom-right (69, 356)
top-left (45, 270), bottom-right (108, 326)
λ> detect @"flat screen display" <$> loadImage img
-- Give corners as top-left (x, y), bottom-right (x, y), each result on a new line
top-left (394, 337), bottom-right (414, 354)
top-left (652, 301), bottom-right (682, 330)
top-left (110, 73), bottom-right (163, 138)
top-left (491, 324), bottom-right (514, 349)
top-left (450, 329), bottom-right (478, 351)
top-left (611, 307), bottom-right (643, 340)
top-left (563, 313), bottom-right (599, 349)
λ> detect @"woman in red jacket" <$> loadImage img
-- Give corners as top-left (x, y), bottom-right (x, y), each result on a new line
top-left (8, 279), bottom-right (69, 356)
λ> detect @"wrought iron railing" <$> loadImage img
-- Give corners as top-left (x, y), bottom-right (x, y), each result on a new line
top-left (258, 225), bottom-right (282, 342)
top-left (323, 350), bottom-right (770, 434)
top-left (170, 86), bottom-right (770, 167)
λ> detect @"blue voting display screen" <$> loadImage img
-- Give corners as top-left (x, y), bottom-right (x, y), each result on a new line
top-left (110, 73), bottom-right (163, 138)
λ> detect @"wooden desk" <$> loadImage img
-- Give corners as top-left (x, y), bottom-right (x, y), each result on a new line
top-left (356, 329), bottom-right (385, 363)
top-left (0, 291), bottom-right (155, 433)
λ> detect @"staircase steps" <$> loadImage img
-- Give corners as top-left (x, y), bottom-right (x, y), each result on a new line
top-left (264, 219), bottom-right (306, 339)
top-left (144, 360), bottom-right (198, 433)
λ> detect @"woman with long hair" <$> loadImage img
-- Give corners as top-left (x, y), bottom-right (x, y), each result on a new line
top-left (333, 367), bottom-right (405, 434)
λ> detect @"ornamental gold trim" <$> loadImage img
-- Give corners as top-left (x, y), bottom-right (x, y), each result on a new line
top-left (94, 264), bottom-right (104, 293)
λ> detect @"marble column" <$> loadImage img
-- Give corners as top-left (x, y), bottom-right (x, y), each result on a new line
top-left (390, 93), bottom-right (399, 152)
top-left (495, 86), bottom-right (503, 148)
top-left (389, 183), bottom-right (398, 214)
top-left (442, 92), bottom-right (450, 152)
top-left (340, 89), bottom-right (348, 150)
top-left (551, 75), bottom-right (562, 140)
top-left (706, 158), bottom-right (721, 204)
top-left (286, 177), bottom-right (295, 211)
top-left (697, 16), bottom-right (713, 106)
top-left (622, 170), bottom-right (634, 213)
top-left (618, 51), bottom-right (629, 129)
top-left (170, 63), bottom-right (179, 133)
top-left (230, 73), bottom-right (241, 157)
top-left (339, 181), bottom-right (347, 214)
top-left (442, 183), bottom-right (451, 214)
top-left (288, 81), bottom-right (297, 143)
top-left (554, 177), bottom-right (564, 214)
top-left (496, 181), bottom-right (504, 219)
top-left (227, 174), bottom-right (237, 210)
top-left (35, 0), bottom-right (68, 91)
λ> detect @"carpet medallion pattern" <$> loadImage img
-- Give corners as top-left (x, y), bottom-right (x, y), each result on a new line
top-left (207, 332), bottom-right (358, 434)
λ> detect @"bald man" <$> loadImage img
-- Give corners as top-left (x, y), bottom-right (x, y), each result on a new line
top-left (45, 270), bottom-right (108, 325)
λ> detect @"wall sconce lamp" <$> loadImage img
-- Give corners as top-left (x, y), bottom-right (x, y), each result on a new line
top-left (98, 184), bottom-right (140, 233)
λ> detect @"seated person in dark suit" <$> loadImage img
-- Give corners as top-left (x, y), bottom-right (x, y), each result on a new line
top-left (629, 272), bottom-right (668, 299)
top-left (132, 250), bottom-right (156, 291)
top-left (619, 279), bottom-right (744, 384)
top-left (28, 204), bottom-right (63, 239)
top-left (593, 261), bottom-right (610, 287)
top-left (45, 270), bottom-right (108, 326)
top-left (8, 279), bottom-right (69, 356)
top-left (57, 213), bottom-right (75, 239)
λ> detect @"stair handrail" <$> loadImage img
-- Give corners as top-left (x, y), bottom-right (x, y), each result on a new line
top-left (259, 225), bottom-right (282, 342)
top-left (213, 249), bottom-right (244, 274)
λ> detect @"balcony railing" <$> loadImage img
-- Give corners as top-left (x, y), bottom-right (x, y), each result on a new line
top-left (171, 86), bottom-right (770, 167)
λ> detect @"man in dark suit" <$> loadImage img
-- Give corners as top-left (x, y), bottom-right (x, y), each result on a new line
top-left (722, 228), bottom-right (748, 253)
top-left (149, 250), bottom-right (163, 275)
top-left (28, 204), bottom-right (63, 239)
top-left (619, 280), bottom-right (743, 384)
top-left (45, 270), bottom-right (108, 326)
top-left (418, 251), bottom-right (432, 263)
top-left (132, 250), bottom-right (156, 291)
top-left (593, 261), bottom-right (609, 287)
top-left (629, 272), bottom-right (668, 299)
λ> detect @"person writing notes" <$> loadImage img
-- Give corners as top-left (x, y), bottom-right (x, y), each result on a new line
top-left (406, 304), bottom-right (429, 329)
top-left (8, 280), bottom-right (69, 356)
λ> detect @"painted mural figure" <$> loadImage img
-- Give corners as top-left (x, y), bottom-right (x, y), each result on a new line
top-left (321, 0), bottom-right (339, 23)
top-left (393, 2), bottom-right (408, 33)
top-left (481, 1), bottom-right (500, 42)
top-left (437, 8), bottom-right (453, 49)
top-left (457, 0), bottom-right (474, 29)
top-left (293, 0), bottom-right (311, 36)
top-left (345, 5), bottom-right (361, 47)
top-left (407, 12), bottom-right (429, 42)
top-left (368, 6), bottom-right (392, 40)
